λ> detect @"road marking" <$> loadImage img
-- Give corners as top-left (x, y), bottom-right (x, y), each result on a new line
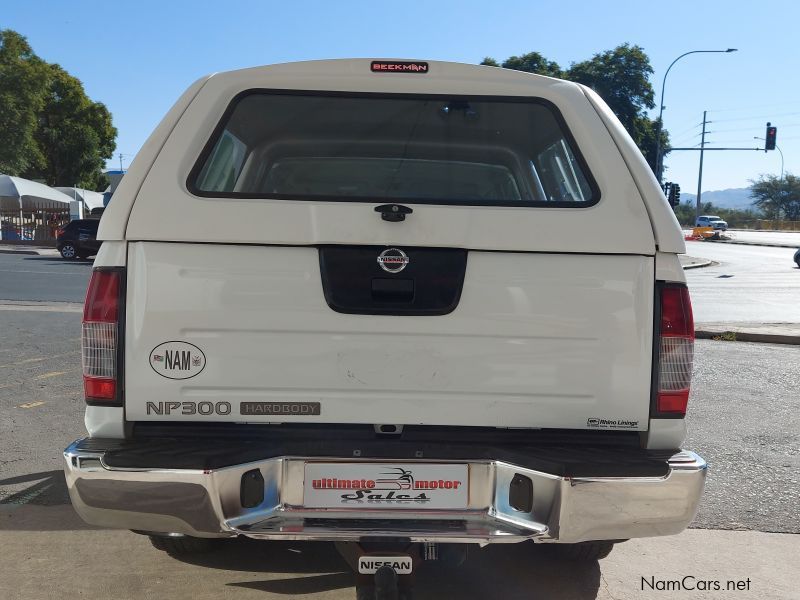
top-left (0, 302), bottom-right (82, 313)
top-left (0, 352), bottom-right (77, 369)
top-left (34, 371), bottom-right (68, 380)
top-left (18, 401), bottom-right (45, 409)
top-left (15, 357), bottom-right (47, 365)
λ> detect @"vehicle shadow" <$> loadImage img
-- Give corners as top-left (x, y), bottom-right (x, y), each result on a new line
top-left (178, 538), bottom-right (602, 599)
top-left (0, 472), bottom-right (602, 597)
top-left (0, 470), bottom-right (112, 533)
top-left (0, 470), bottom-right (70, 507)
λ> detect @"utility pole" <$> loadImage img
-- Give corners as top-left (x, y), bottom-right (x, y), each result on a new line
top-left (695, 111), bottom-right (708, 222)
top-left (119, 153), bottom-right (124, 173)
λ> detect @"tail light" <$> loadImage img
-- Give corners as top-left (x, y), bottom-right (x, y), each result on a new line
top-left (82, 269), bottom-right (123, 404)
top-left (656, 284), bottom-right (694, 415)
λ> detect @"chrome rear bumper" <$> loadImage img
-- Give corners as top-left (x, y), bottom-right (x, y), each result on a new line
top-left (64, 440), bottom-right (706, 545)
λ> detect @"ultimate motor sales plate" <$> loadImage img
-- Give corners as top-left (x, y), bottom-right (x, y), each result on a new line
top-left (303, 463), bottom-right (469, 509)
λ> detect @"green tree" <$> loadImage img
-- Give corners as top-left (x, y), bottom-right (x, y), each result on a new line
top-left (566, 45), bottom-right (654, 133)
top-left (480, 44), bottom-right (667, 173)
top-left (749, 173), bottom-right (800, 221)
top-left (482, 52), bottom-right (562, 78)
top-left (24, 63), bottom-right (116, 189)
top-left (0, 29), bottom-right (115, 189)
top-left (566, 44), bottom-right (665, 172)
top-left (672, 200), bottom-right (761, 228)
top-left (672, 200), bottom-right (696, 226)
top-left (0, 30), bottom-right (48, 175)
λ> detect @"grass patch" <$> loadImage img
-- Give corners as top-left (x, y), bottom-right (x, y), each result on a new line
top-left (711, 331), bottom-right (737, 342)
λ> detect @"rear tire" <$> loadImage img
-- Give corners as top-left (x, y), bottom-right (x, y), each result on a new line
top-left (552, 540), bottom-right (617, 561)
top-left (59, 243), bottom-right (77, 259)
top-left (148, 534), bottom-right (220, 555)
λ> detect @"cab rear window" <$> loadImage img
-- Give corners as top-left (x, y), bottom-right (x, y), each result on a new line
top-left (190, 91), bottom-right (599, 207)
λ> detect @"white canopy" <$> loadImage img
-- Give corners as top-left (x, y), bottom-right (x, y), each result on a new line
top-left (0, 174), bottom-right (73, 211)
top-left (55, 187), bottom-right (106, 210)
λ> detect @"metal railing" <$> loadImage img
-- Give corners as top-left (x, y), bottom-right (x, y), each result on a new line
top-left (752, 219), bottom-right (800, 231)
top-left (0, 202), bottom-right (71, 242)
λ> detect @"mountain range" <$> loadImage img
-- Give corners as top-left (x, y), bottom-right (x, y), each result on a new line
top-left (680, 187), bottom-right (755, 210)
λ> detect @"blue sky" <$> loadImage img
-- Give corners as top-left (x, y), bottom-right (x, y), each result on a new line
top-left (4, 0), bottom-right (798, 193)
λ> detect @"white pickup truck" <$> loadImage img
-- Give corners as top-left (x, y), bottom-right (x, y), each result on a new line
top-left (65, 59), bottom-right (705, 596)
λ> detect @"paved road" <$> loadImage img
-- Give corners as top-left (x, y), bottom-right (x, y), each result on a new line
top-left (0, 253), bottom-right (91, 303)
top-left (684, 241), bottom-right (799, 323)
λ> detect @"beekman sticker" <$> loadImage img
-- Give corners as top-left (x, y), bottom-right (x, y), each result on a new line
top-left (370, 60), bottom-right (429, 73)
top-left (149, 341), bottom-right (206, 380)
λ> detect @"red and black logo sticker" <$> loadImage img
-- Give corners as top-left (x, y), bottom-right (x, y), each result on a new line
top-left (371, 61), bottom-right (429, 74)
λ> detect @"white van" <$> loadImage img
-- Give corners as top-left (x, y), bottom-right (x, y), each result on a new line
top-left (65, 59), bottom-right (705, 589)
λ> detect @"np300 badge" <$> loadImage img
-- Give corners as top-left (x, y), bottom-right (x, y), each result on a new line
top-left (377, 248), bottom-right (410, 273)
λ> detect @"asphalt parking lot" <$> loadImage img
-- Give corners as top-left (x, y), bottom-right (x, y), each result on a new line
top-left (0, 304), bottom-right (798, 599)
top-left (1, 243), bottom-right (798, 599)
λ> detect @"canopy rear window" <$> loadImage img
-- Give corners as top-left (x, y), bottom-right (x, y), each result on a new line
top-left (190, 91), bottom-right (599, 207)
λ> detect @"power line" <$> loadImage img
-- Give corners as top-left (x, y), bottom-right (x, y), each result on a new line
top-left (709, 126), bottom-right (767, 134)
top-left (708, 110), bottom-right (800, 124)
top-left (670, 121), bottom-right (704, 137)
top-left (698, 122), bottom-right (800, 136)
top-left (708, 100), bottom-right (800, 113)
top-left (671, 131), bottom-right (704, 145)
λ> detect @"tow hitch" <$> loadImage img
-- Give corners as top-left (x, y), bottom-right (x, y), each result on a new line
top-left (335, 540), bottom-right (467, 600)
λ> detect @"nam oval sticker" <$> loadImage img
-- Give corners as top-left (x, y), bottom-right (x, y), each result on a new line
top-left (149, 341), bottom-right (206, 380)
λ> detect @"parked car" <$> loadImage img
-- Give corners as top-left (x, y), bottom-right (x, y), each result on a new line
top-left (56, 218), bottom-right (101, 259)
top-left (794, 248), bottom-right (800, 268)
top-left (695, 215), bottom-right (728, 230)
top-left (63, 59), bottom-right (706, 595)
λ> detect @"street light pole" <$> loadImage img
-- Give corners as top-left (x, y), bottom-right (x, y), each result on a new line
top-left (655, 48), bottom-right (738, 184)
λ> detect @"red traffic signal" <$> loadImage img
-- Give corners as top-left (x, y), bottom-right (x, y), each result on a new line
top-left (765, 124), bottom-right (777, 151)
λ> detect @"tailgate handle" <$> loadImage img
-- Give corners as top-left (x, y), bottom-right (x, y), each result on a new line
top-left (375, 203), bottom-right (413, 222)
top-left (371, 278), bottom-right (414, 302)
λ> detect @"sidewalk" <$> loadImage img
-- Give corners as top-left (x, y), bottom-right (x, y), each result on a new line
top-left (0, 503), bottom-right (796, 600)
top-left (679, 254), bottom-right (713, 269)
top-left (683, 229), bottom-right (800, 249)
top-left (695, 322), bottom-right (800, 345)
top-left (0, 244), bottom-right (59, 257)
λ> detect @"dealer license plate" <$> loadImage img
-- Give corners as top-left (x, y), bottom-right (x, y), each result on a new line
top-left (303, 462), bottom-right (469, 509)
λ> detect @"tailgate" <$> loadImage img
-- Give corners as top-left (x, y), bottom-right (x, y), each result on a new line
top-left (124, 242), bottom-right (653, 431)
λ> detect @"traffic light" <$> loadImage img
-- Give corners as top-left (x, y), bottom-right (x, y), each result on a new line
top-left (667, 183), bottom-right (681, 206)
top-left (765, 123), bottom-right (777, 151)
top-left (664, 182), bottom-right (680, 207)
